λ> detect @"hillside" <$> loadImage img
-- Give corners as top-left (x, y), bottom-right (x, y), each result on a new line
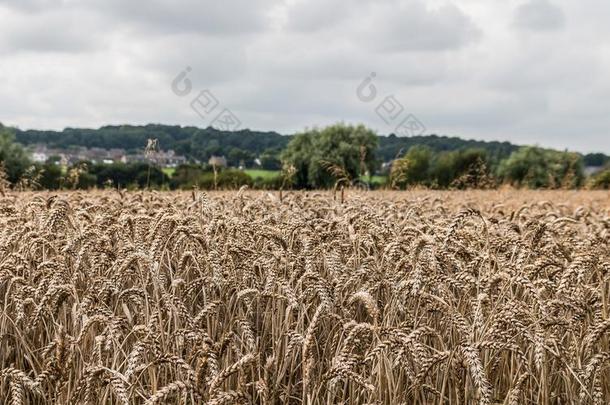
top-left (13, 124), bottom-right (540, 164)
top-left (14, 124), bottom-right (288, 163)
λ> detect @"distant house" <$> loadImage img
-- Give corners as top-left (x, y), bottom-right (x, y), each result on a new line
top-left (122, 154), bottom-right (147, 164)
top-left (30, 145), bottom-right (49, 162)
top-left (29, 145), bottom-right (72, 164)
top-left (27, 143), bottom-right (187, 168)
top-left (32, 151), bottom-right (48, 163)
top-left (154, 150), bottom-right (187, 167)
top-left (208, 156), bottom-right (227, 168)
top-left (108, 148), bottom-right (126, 160)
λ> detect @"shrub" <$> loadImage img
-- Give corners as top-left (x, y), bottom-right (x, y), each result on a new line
top-left (588, 168), bottom-right (610, 189)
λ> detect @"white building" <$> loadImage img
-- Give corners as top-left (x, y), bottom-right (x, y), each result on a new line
top-left (32, 152), bottom-right (48, 163)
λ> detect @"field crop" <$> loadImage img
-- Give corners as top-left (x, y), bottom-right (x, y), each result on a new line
top-left (0, 189), bottom-right (608, 404)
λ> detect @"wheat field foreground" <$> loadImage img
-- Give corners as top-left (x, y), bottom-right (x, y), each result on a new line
top-left (0, 190), bottom-right (608, 404)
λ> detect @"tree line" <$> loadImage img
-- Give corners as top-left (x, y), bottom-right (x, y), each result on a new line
top-left (1, 123), bottom-right (609, 190)
top-left (281, 124), bottom-right (609, 190)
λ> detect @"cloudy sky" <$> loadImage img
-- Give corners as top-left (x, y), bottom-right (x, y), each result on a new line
top-left (0, 0), bottom-right (608, 153)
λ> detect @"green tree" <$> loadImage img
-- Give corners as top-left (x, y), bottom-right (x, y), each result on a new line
top-left (227, 147), bottom-right (254, 167)
top-left (89, 162), bottom-right (168, 189)
top-left (169, 164), bottom-right (207, 189)
top-left (428, 149), bottom-right (489, 188)
top-left (38, 163), bottom-right (63, 190)
top-left (390, 145), bottom-right (432, 188)
top-left (280, 132), bottom-right (312, 188)
top-left (588, 168), bottom-right (610, 189)
top-left (583, 153), bottom-right (609, 167)
top-left (281, 124), bottom-right (378, 188)
top-left (0, 125), bottom-right (30, 183)
top-left (498, 146), bottom-right (584, 188)
top-left (259, 149), bottom-right (282, 171)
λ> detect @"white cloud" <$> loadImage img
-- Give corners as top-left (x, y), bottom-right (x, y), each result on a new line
top-left (0, 0), bottom-right (608, 153)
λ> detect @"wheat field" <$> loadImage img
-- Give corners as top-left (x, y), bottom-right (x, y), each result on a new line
top-left (0, 189), bottom-right (608, 404)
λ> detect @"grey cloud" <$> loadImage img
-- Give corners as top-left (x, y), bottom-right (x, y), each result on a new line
top-left (0, 0), bottom-right (277, 36)
top-left (2, 30), bottom-right (94, 54)
top-left (357, 2), bottom-right (481, 52)
top-left (90, 0), bottom-right (277, 36)
top-left (250, 38), bottom-right (449, 85)
top-left (513, 0), bottom-right (566, 32)
top-left (134, 34), bottom-right (249, 84)
top-left (0, 0), bottom-right (63, 13)
top-left (284, 0), bottom-right (481, 52)
top-left (285, 0), bottom-right (353, 32)
top-left (0, 9), bottom-right (104, 53)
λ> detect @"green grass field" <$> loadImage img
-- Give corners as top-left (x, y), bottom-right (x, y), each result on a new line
top-left (362, 175), bottom-right (387, 185)
top-left (163, 167), bottom-right (387, 186)
top-left (162, 167), bottom-right (176, 177)
top-left (243, 169), bottom-right (280, 180)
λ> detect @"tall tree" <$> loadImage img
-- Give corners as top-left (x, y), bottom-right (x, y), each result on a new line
top-left (498, 146), bottom-right (584, 188)
top-left (281, 124), bottom-right (378, 188)
top-left (0, 125), bottom-right (31, 183)
top-left (390, 145), bottom-right (432, 188)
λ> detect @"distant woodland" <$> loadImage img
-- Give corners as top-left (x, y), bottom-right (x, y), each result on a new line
top-left (0, 123), bottom-right (608, 190)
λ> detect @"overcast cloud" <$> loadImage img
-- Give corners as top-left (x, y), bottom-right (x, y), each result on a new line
top-left (0, 0), bottom-right (608, 153)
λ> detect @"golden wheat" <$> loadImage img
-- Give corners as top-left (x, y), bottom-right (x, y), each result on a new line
top-left (0, 189), bottom-right (608, 404)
